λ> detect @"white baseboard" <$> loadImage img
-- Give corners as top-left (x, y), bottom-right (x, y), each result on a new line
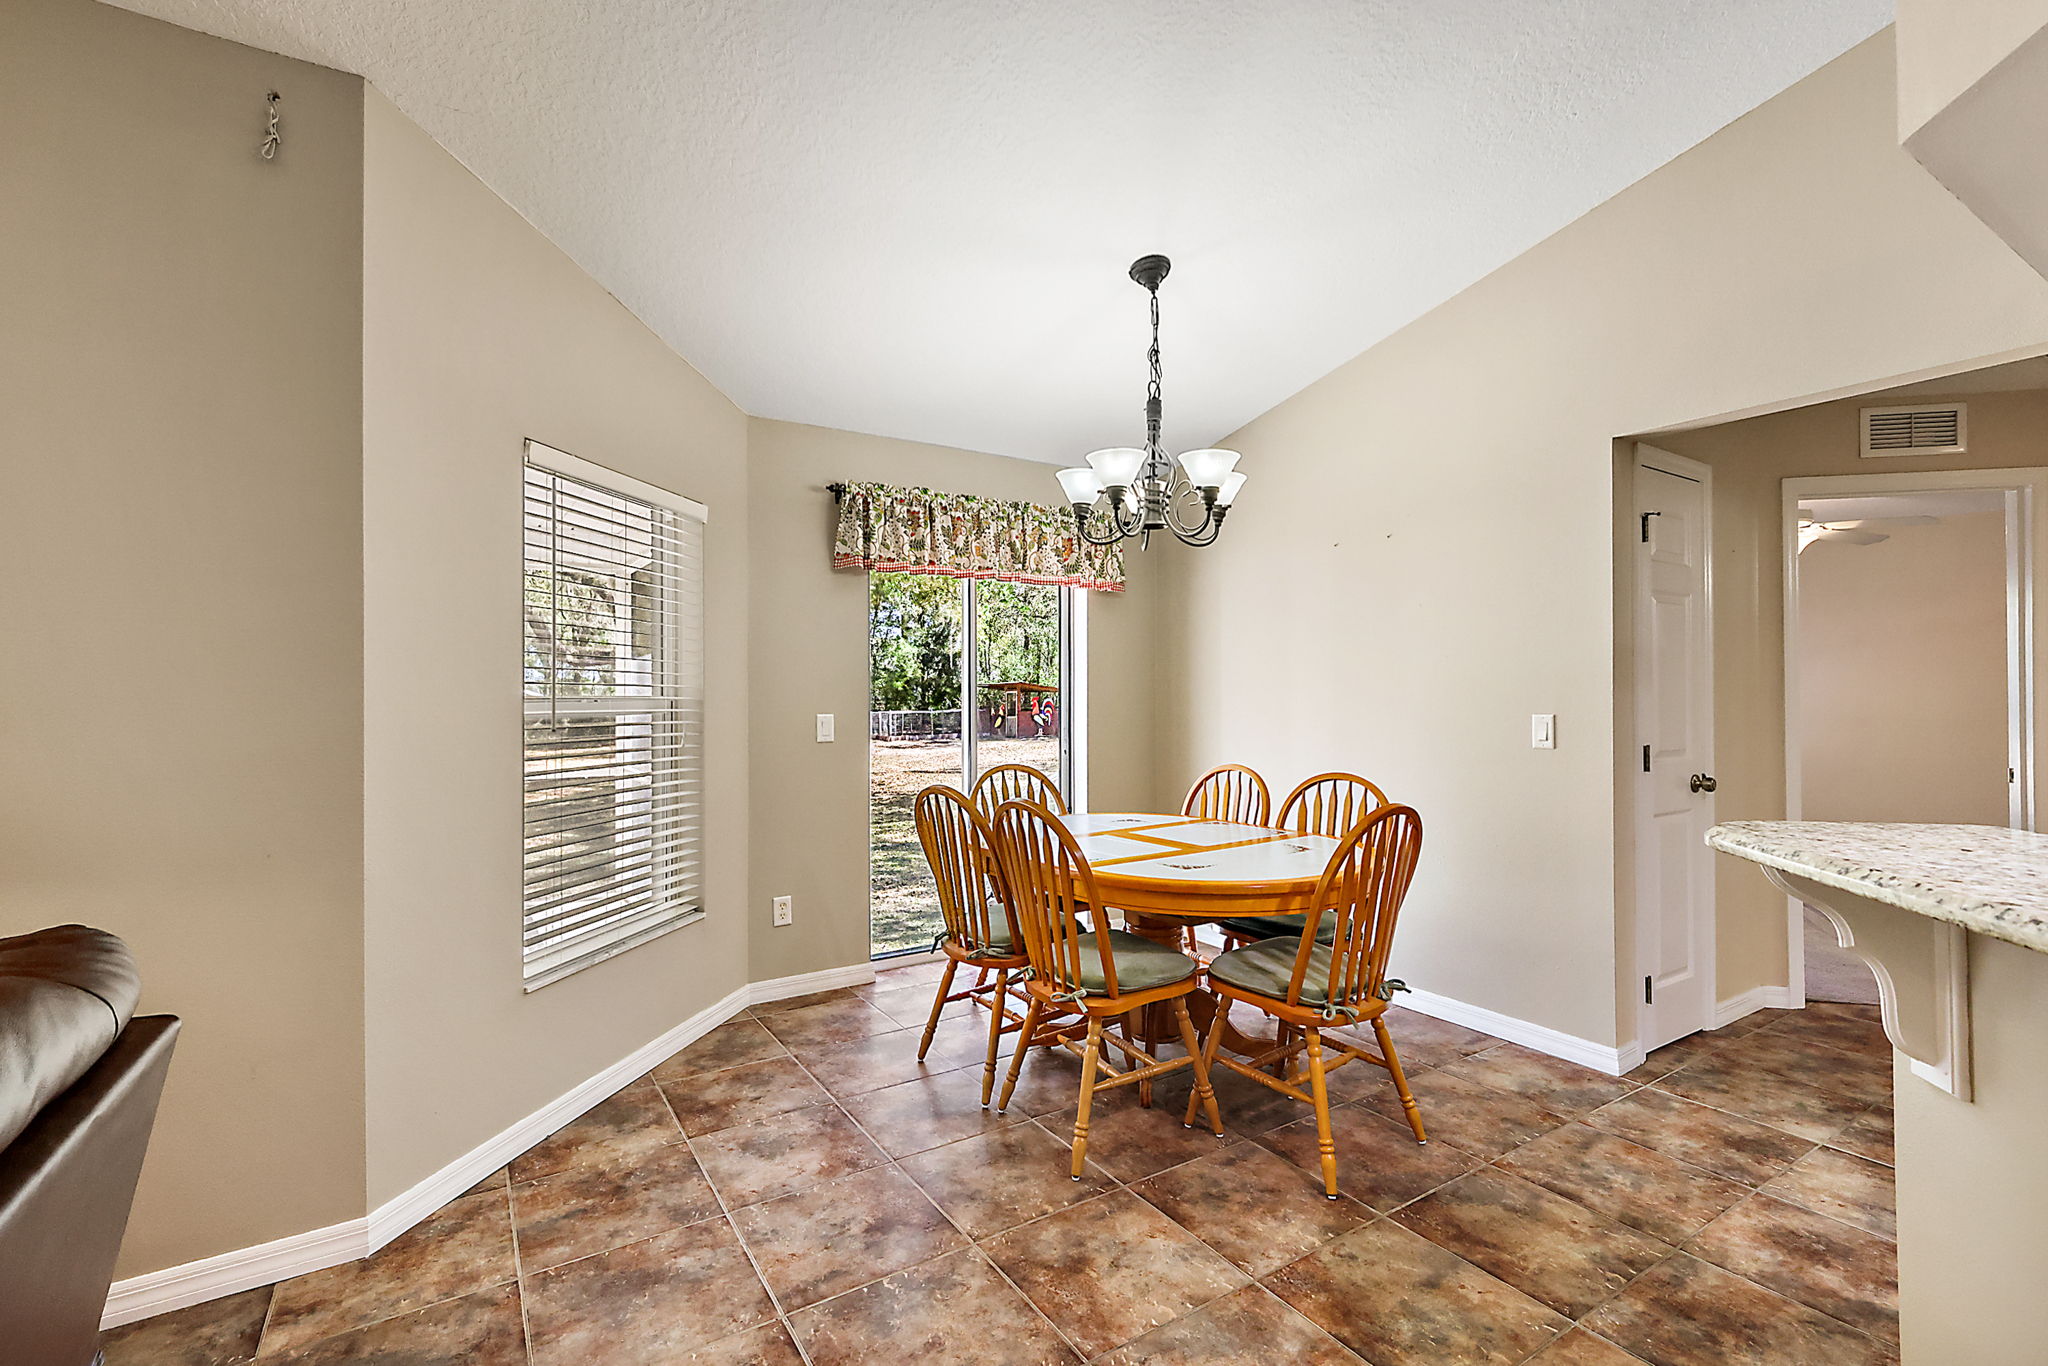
top-left (1714, 983), bottom-right (1799, 1030)
top-left (101, 1217), bottom-right (370, 1330)
top-left (1400, 987), bottom-right (1636, 1077)
top-left (747, 960), bottom-right (877, 1006)
top-left (103, 983), bottom-right (753, 1330)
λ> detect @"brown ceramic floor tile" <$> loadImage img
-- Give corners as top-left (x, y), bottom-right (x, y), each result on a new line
top-left (1378, 1005), bottom-right (1504, 1055)
top-left (260, 1187), bottom-right (515, 1356)
top-left (1762, 1004), bottom-right (1891, 1057)
top-left (791, 1023), bottom-right (991, 1098)
top-left (1258, 1102), bottom-right (1483, 1211)
top-left (1720, 1029), bottom-right (1892, 1108)
top-left (749, 987), bottom-right (863, 1016)
top-left (1038, 1083), bottom-right (1235, 1181)
top-left (1689, 1193), bottom-right (1898, 1343)
top-left (653, 1019), bottom-right (792, 1082)
top-left (690, 1102), bottom-right (889, 1208)
top-left (460, 1167), bottom-right (509, 1198)
top-left (1583, 1086), bottom-right (1815, 1185)
top-left (1186, 1058), bottom-right (1331, 1134)
top-left (1393, 1168), bottom-right (1671, 1317)
top-left (659, 1056), bottom-right (833, 1137)
top-left (859, 959), bottom-right (950, 992)
top-left (1356, 1066), bottom-right (1571, 1159)
top-left (995, 1044), bottom-right (1106, 1117)
top-left (675, 1321), bottom-right (807, 1365)
top-left (864, 979), bottom-right (984, 1030)
top-left (898, 1122), bottom-right (1117, 1238)
top-left (729, 1165), bottom-right (967, 1310)
top-left (1266, 1219), bottom-right (1569, 1366)
top-left (1497, 1124), bottom-right (1748, 1245)
top-left (1650, 1057), bottom-right (1871, 1143)
top-left (1715, 1007), bottom-right (1796, 1037)
top-left (524, 1219), bottom-right (776, 1364)
top-left (753, 997), bottom-right (900, 1049)
top-left (1827, 1106), bottom-right (1894, 1167)
top-left (1094, 1284), bottom-right (1364, 1365)
top-left (1623, 1032), bottom-right (1727, 1084)
top-left (838, 1070), bottom-right (1028, 1157)
top-left (1760, 1147), bottom-right (1896, 1239)
top-left (508, 1083), bottom-right (685, 1181)
top-left (1581, 1253), bottom-right (1895, 1365)
top-left (985, 1189), bottom-right (1250, 1356)
top-left (1445, 1044), bottom-right (1637, 1115)
top-left (264, 1282), bottom-right (524, 1365)
top-left (101, 1286), bottom-right (271, 1366)
top-left (787, 1248), bottom-right (1079, 1366)
top-left (1131, 1140), bottom-right (1371, 1276)
top-left (1525, 1329), bottom-right (1652, 1364)
top-left (510, 1142), bottom-right (721, 1273)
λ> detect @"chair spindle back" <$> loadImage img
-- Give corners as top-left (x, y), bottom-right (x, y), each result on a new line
top-left (913, 785), bottom-right (1012, 954)
top-left (990, 799), bottom-right (1119, 999)
top-left (972, 763), bottom-right (1068, 817)
top-left (1283, 805), bottom-right (1423, 1013)
top-left (1278, 772), bottom-right (1391, 840)
top-left (1182, 764), bottom-right (1272, 826)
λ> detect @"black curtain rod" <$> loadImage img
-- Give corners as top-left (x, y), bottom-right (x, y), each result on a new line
top-left (827, 482), bottom-right (846, 503)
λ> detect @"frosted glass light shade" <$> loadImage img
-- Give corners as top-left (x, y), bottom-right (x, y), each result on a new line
top-left (1085, 447), bottom-right (1146, 488)
top-left (1177, 447), bottom-right (1240, 489)
top-left (1056, 467), bottom-right (1104, 507)
top-left (1215, 471), bottom-right (1247, 508)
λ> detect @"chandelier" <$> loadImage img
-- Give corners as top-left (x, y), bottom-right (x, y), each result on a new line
top-left (1056, 255), bottom-right (1244, 548)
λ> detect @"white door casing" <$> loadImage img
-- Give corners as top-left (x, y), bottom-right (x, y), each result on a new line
top-left (1634, 449), bottom-right (1716, 1051)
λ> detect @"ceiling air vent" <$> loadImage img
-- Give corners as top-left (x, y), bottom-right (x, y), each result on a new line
top-left (1861, 403), bottom-right (1966, 457)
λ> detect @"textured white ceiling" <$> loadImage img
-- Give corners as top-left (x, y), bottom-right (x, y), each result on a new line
top-left (105, 0), bottom-right (1890, 463)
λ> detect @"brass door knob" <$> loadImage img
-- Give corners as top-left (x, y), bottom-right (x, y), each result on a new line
top-left (1689, 774), bottom-right (1718, 794)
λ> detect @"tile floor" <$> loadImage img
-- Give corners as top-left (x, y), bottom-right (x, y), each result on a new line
top-left (103, 963), bottom-right (1898, 1365)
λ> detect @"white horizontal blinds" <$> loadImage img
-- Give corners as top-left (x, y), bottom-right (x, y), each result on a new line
top-left (522, 451), bottom-right (705, 989)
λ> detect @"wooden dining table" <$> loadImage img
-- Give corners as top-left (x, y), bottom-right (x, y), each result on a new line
top-left (1057, 812), bottom-right (1339, 1054)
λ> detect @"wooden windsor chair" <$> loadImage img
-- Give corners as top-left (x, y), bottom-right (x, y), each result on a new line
top-left (1214, 773), bottom-right (1391, 950)
top-left (989, 798), bottom-right (1225, 1178)
top-left (912, 785), bottom-right (1032, 1106)
top-left (1181, 764), bottom-right (1272, 826)
top-left (970, 763), bottom-right (1067, 818)
top-left (1190, 804), bottom-right (1427, 1198)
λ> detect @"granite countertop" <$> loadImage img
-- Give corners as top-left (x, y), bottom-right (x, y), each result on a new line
top-left (1706, 821), bottom-right (2048, 955)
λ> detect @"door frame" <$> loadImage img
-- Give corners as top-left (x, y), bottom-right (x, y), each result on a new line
top-left (1780, 467), bottom-right (2045, 1003)
top-left (1631, 444), bottom-right (1718, 1050)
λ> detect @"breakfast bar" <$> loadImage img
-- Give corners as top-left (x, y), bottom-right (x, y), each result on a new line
top-left (1708, 821), bottom-right (2048, 1364)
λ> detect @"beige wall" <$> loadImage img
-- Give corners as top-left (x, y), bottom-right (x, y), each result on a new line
top-left (1161, 32), bottom-right (2048, 1051)
top-left (1895, 0), bottom-right (2048, 136)
top-left (744, 420), bottom-right (1166, 983)
top-left (1798, 511), bottom-right (2009, 826)
top-left (360, 91), bottom-right (753, 1203)
top-left (1894, 936), bottom-right (2048, 1359)
top-left (1653, 390), bottom-right (2048, 999)
top-left (0, 0), bottom-right (369, 1274)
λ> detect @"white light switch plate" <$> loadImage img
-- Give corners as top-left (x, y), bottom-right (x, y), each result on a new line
top-left (815, 713), bottom-right (835, 742)
top-left (1531, 714), bottom-right (1556, 749)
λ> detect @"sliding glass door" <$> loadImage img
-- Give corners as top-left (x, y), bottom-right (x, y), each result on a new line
top-left (868, 573), bottom-right (1072, 957)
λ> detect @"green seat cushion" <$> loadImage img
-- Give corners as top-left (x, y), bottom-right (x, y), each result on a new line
top-left (1206, 936), bottom-right (1339, 1006)
top-left (1214, 912), bottom-right (1334, 945)
top-left (1071, 929), bottom-right (1197, 995)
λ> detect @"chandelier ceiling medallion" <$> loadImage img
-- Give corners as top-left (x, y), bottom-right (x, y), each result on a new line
top-left (1056, 255), bottom-right (1244, 549)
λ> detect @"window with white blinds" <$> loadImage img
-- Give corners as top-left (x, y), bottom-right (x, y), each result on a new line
top-left (521, 440), bottom-right (706, 990)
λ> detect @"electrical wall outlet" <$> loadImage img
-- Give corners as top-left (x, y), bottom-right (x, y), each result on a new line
top-left (815, 713), bottom-right (835, 742)
top-left (771, 895), bottom-right (793, 927)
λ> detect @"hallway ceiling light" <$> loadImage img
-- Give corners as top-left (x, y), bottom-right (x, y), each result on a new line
top-left (1057, 256), bottom-right (1243, 549)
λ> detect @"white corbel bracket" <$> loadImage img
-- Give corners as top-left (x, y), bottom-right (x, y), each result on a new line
top-left (1765, 866), bottom-right (1972, 1100)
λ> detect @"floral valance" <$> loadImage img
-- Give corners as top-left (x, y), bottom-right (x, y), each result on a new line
top-left (831, 482), bottom-right (1124, 592)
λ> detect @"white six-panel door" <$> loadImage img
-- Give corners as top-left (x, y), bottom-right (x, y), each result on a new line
top-left (1634, 450), bottom-right (1716, 1051)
